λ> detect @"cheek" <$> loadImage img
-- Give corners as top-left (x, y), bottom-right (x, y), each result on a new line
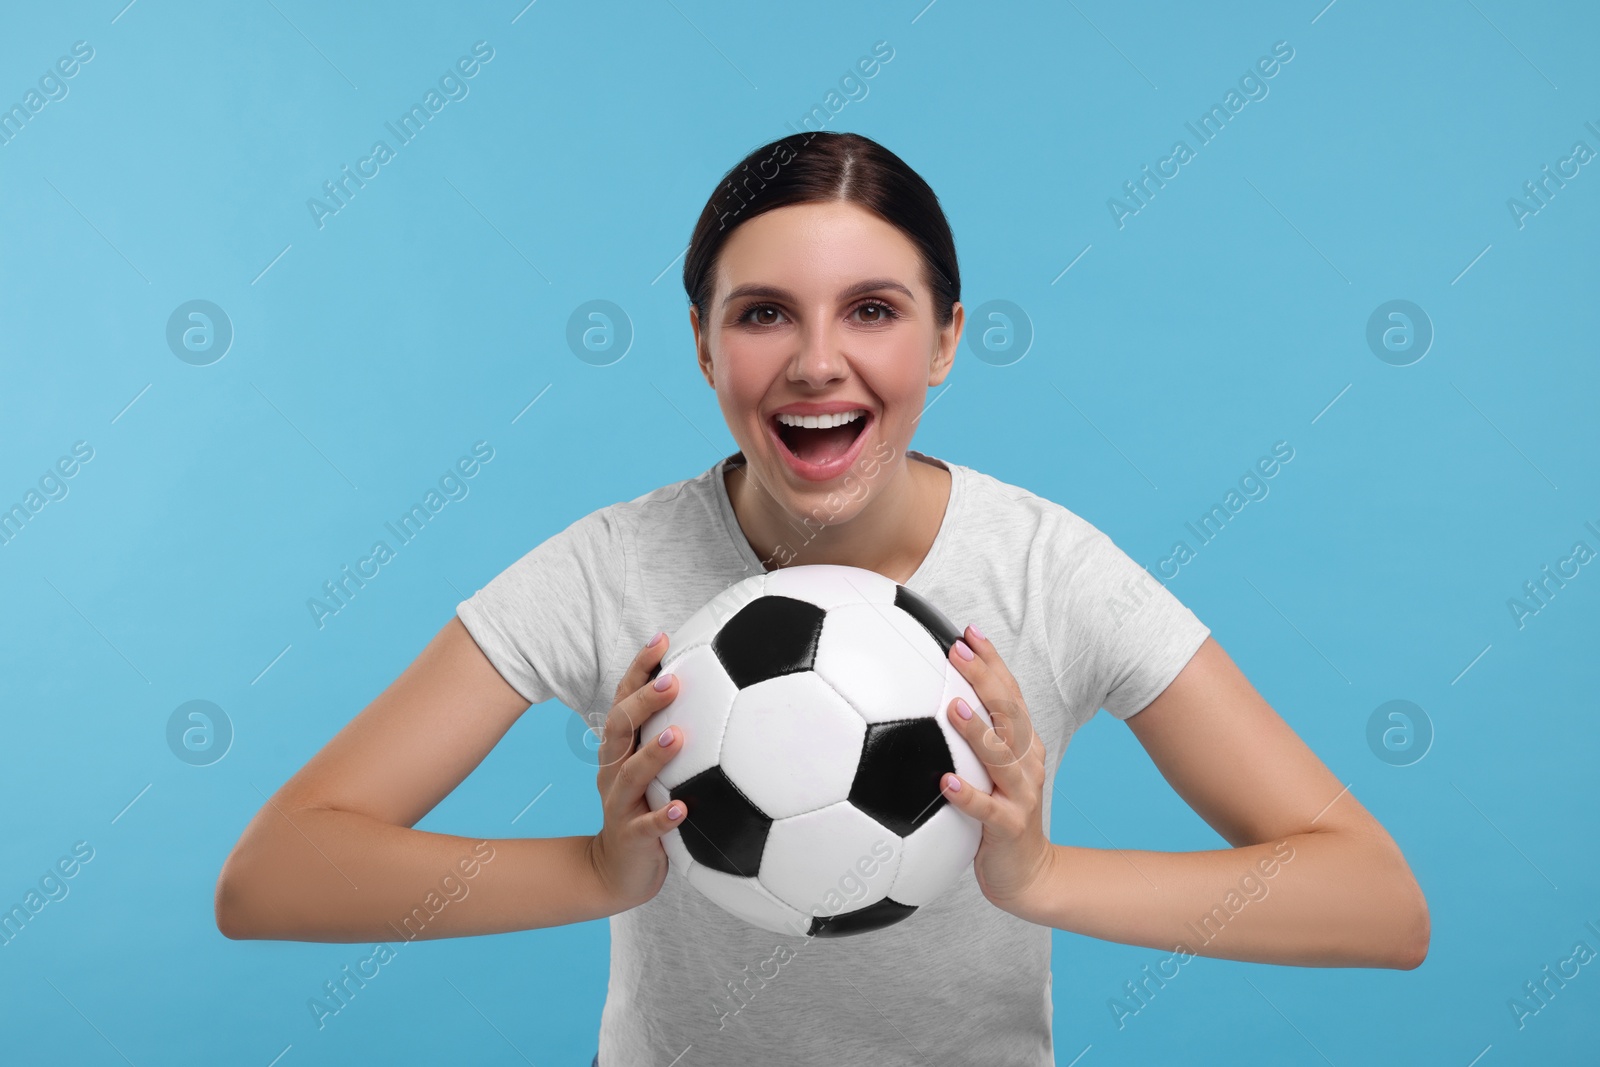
top-left (875, 342), bottom-right (935, 415)
top-left (711, 343), bottom-right (773, 423)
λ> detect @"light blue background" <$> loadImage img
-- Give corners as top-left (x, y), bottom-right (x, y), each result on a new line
top-left (2, 1), bottom-right (1596, 1064)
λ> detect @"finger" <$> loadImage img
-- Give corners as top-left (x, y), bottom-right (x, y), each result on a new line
top-left (953, 625), bottom-right (1032, 732)
top-left (614, 631), bottom-right (669, 705)
top-left (949, 696), bottom-right (1032, 790)
top-left (630, 794), bottom-right (687, 840)
top-left (607, 723), bottom-right (684, 815)
top-left (597, 666), bottom-right (677, 780)
top-left (940, 772), bottom-right (1001, 825)
top-left (959, 624), bottom-right (1011, 678)
top-left (950, 629), bottom-right (1037, 762)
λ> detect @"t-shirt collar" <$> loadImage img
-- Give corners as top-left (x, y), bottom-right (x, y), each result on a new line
top-left (709, 449), bottom-right (962, 591)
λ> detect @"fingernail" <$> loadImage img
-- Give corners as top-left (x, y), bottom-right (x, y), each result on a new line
top-left (668, 803), bottom-right (684, 820)
top-left (968, 623), bottom-right (986, 643)
top-left (653, 673), bottom-right (674, 691)
top-left (657, 726), bottom-right (675, 746)
top-left (647, 631), bottom-right (665, 648)
top-left (953, 639), bottom-right (974, 661)
top-left (944, 774), bottom-right (962, 793)
top-left (955, 698), bottom-right (973, 720)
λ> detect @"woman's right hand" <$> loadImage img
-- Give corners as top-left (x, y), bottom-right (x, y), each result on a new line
top-left (584, 631), bottom-right (686, 911)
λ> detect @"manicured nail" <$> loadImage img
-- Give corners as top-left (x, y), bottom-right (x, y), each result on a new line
top-left (968, 623), bottom-right (986, 643)
top-left (955, 698), bottom-right (973, 720)
top-left (657, 726), bottom-right (675, 746)
top-left (953, 639), bottom-right (974, 661)
top-left (653, 673), bottom-right (674, 691)
top-left (647, 631), bottom-right (665, 648)
top-left (944, 774), bottom-right (962, 793)
top-left (668, 803), bottom-right (684, 820)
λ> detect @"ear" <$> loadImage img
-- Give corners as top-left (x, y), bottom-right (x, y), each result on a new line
top-left (690, 304), bottom-right (715, 388)
top-left (928, 301), bottom-right (963, 387)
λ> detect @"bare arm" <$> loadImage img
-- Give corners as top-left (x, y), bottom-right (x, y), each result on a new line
top-left (215, 617), bottom-right (621, 941)
top-left (1019, 638), bottom-right (1430, 968)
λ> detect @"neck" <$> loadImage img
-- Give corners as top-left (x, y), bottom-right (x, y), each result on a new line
top-left (724, 451), bottom-right (949, 584)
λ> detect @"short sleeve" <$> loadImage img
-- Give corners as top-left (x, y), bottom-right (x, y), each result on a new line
top-left (456, 507), bottom-right (627, 712)
top-left (1047, 518), bottom-right (1211, 720)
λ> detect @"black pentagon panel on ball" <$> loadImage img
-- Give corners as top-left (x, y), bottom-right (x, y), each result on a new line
top-left (848, 719), bottom-right (956, 837)
top-left (807, 897), bottom-right (918, 938)
top-left (893, 585), bottom-right (962, 655)
top-left (670, 765), bottom-right (772, 877)
top-left (712, 595), bottom-right (827, 689)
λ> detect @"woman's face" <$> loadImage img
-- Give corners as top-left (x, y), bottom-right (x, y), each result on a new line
top-left (691, 200), bottom-right (962, 521)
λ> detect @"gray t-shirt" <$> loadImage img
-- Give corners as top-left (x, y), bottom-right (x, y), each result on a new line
top-left (456, 449), bottom-right (1210, 1066)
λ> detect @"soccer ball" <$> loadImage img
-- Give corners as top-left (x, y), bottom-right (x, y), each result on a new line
top-left (638, 564), bottom-right (994, 938)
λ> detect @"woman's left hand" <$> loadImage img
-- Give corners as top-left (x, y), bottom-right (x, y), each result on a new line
top-left (939, 624), bottom-right (1057, 921)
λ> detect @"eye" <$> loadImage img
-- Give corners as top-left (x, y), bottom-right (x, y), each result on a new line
top-left (737, 303), bottom-right (786, 327)
top-left (735, 299), bottom-right (900, 328)
top-left (852, 299), bottom-right (900, 325)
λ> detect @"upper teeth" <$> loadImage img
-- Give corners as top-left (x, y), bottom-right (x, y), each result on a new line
top-left (775, 409), bottom-right (866, 429)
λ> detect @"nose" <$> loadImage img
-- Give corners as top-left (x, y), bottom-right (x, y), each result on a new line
top-left (788, 320), bottom-right (847, 388)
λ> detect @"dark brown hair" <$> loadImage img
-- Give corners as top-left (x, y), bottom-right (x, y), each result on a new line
top-left (683, 131), bottom-right (960, 328)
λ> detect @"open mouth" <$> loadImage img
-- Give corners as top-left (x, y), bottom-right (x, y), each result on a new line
top-left (770, 409), bottom-right (871, 469)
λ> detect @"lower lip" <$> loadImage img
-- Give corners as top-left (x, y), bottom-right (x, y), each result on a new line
top-left (767, 412), bottom-right (873, 483)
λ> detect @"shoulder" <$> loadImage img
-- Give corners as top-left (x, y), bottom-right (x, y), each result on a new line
top-left (602, 463), bottom-right (723, 535)
top-left (536, 463), bottom-right (728, 570)
top-left (615, 464), bottom-right (717, 513)
top-left (950, 461), bottom-right (1109, 554)
top-left (549, 463), bottom-right (720, 529)
top-left (945, 461), bottom-right (1164, 627)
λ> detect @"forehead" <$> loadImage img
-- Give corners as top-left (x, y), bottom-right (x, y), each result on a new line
top-left (714, 201), bottom-right (922, 294)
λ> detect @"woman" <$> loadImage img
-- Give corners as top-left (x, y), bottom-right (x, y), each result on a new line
top-left (216, 131), bottom-right (1428, 1065)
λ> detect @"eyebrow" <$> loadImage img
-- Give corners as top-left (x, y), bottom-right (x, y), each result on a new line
top-left (721, 278), bottom-right (917, 310)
